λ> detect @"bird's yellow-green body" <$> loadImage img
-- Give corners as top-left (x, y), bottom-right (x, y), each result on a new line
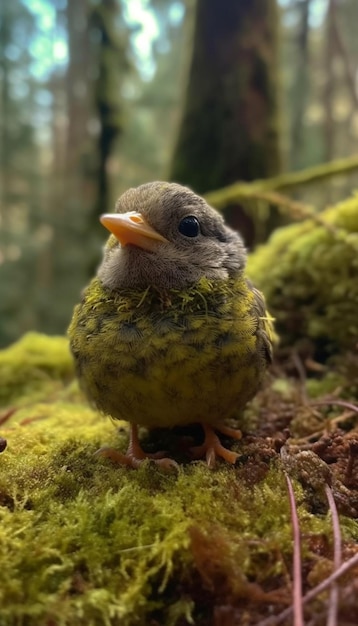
top-left (69, 275), bottom-right (272, 430)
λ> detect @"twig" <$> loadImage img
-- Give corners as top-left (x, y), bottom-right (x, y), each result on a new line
top-left (205, 155), bottom-right (358, 209)
top-left (293, 410), bottom-right (355, 446)
top-left (0, 407), bottom-right (17, 426)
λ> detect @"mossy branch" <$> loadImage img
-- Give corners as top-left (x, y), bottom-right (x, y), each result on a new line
top-left (205, 154), bottom-right (358, 210)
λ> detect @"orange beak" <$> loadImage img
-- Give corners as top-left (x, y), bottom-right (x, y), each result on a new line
top-left (100, 211), bottom-right (168, 251)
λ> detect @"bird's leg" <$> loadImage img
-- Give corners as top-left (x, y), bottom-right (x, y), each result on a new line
top-left (95, 424), bottom-right (179, 470)
top-left (214, 424), bottom-right (242, 440)
top-left (190, 423), bottom-right (241, 468)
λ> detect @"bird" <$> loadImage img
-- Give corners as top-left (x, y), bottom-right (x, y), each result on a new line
top-left (68, 181), bottom-right (274, 469)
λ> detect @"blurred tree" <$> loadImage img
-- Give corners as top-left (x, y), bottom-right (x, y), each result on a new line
top-left (116, 0), bottom-right (188, 193)
top-left (323, 0), bottom-right (335, 162)
top-left (290, 0), bottom-right (311, 170)
top-left (283, 0), bottom-right (358, 174)
top-left (323, 0), bottom-right (358, 161)
top-left (169, 0), bottom-right (281, 244)
top-left (338, 0), bottom-right (358, 160)
top-left (37, 0), bottom-right (96, 335)
top-left (0, 0), bottom-right (131, 346)
top-left (90, 0), bottom-right (129, 219)
top-left (43, 0), bottom-right (130, 330)
top-left (0, 0), bottom-right (45, 345)
top-left (65, 0), bottom-right (93, 212)
top-left (170, 0), bottom-right (281, 189)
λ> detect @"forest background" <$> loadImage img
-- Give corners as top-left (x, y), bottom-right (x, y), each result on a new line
top-left (1, 0), bottom-right (358, 348)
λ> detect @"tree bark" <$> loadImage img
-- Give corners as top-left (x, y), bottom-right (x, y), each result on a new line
top-left (170, 0), bottom-right (281, 194)
top-left (290, 0), bottom-right (311, 170)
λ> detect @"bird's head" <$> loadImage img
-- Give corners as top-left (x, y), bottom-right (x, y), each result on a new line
top-left (97, 182), bottom-right (247, 291)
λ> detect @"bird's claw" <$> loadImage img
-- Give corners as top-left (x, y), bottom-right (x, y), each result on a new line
top-left (94, 446), bottom-right (179, 471)
top-left (190, 424), bottom-right (240, 467)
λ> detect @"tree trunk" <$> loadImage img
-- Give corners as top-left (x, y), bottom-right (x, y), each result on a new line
top-left (290, 0), bottom-right (311, 170)
top-left (170, 0), bottom-right (281, 194)
top-left (323, 0), bottom-right (335, 163)
top-left (169, 0), bottom-right (281, 245)
top-left (65, 0), bottom-right (92, 211)
top-left (90, 0), bottom-right (127, 220)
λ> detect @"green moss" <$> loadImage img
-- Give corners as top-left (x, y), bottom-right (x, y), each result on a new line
top-left (0, 333), bottom-right (357, 625)
top-left (305, 372), bottom-right (346, 398)
top-left (0, 332), bottom-right (74, 408)
top-left (247, 194), bottom-right (358, 354)
top-left (0, 435), bottom-right (293, 626)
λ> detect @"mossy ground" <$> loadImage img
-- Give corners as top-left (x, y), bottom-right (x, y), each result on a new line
top-left (0, 333), bottom-right (357, 626)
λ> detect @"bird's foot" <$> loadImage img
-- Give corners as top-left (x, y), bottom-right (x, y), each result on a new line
top-left (214, 424), bottom-right (242, 441)
top-left (95, 424), bottom-right (179, 471)
top-left (95, 446), bottom-right (178, 470)
top-left (190, 423), bottom-right (241, 468)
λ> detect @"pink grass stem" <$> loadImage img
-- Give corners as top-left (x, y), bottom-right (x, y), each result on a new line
top-left (310, 400), bottom-right (358, 414)
top-left (285, 472), bottom-right (304, 626)
top-left (325, 485), bottom-right (342, 626)
top-left (257, 552), bottom-right (358, 626)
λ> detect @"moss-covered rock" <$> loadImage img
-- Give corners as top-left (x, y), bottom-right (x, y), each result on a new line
top-left (247, 194), bottom-right (358, 355)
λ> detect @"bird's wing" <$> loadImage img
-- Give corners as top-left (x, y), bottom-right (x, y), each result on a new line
top-left (250, 283), bottom-right (275, 365)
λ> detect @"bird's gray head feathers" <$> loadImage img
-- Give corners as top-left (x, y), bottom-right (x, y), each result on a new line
top-left (98, 182), bottom-right (247, 291)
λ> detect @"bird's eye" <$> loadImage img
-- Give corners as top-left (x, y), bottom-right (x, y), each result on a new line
top-left (178, 216), bottom-right (200, 238)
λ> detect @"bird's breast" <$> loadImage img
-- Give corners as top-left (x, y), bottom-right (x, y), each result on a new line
top-left (68, 277), bottom-right (271, 428)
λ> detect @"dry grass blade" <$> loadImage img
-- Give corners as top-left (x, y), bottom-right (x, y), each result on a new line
top-left (257, 553), bottom-right (358, 626)
top-left (325, 484), bottom-right (342, 626)
top-left (285, 472), bottom-right (304, 626)
top-left (310, 400), bottom-right (358, 414)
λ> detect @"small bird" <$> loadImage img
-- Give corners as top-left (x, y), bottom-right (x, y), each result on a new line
top-left (68, 182), bottom-right (274, 469)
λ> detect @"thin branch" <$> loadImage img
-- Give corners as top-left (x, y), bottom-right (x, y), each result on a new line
top-left (251, 190), bottom-right (316, 221)
top-left (0, 407), bottom-right (17, 426)
top-left (205, 155), bottom-right (358, 209)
